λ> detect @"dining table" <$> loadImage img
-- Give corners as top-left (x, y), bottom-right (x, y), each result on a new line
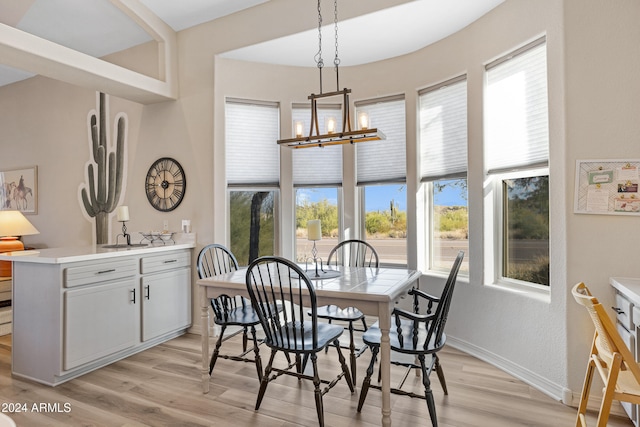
top-left (196, 263), bottom-right (421, 427)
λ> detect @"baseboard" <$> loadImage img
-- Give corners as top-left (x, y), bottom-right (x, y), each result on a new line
top-left (446, 336), bottom-right (567, 401)
top-left (446, 336), bottom-right (628, 418)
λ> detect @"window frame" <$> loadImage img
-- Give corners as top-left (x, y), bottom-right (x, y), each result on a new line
top-left (485, 167), bottom-right (549, 293)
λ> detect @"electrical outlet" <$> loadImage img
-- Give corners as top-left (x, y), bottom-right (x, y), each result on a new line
top-left (163, 220), bottom-right (169, 231)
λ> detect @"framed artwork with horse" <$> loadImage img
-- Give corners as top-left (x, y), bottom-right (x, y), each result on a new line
top-left (0, 166), bottom-right (37, 214)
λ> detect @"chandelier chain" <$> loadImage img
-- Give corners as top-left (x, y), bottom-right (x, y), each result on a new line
top-left (315, 0), bottom-right (323, 71)
top-left (334, 0), bottom-right (340, 68)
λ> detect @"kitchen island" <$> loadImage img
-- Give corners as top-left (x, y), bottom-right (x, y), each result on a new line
top-left (0, 237), bottom-right (195, 386)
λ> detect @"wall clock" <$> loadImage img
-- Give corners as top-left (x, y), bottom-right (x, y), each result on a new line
top-left (145, 157), bottom-right (186, 212)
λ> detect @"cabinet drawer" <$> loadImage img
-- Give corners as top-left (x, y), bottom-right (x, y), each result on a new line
top-left (64, 259), bottom-right (138, 288)
top-left (141, 251), bottom-right (190, 274)
top-left (615, 293), bottom-right (633, 332)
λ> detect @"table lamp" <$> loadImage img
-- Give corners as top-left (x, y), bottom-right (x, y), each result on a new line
top-left (0, 210), bottom-right (40, 277)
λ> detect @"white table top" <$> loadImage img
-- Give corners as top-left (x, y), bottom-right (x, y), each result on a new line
top-left (198, 265), bottom-right (421, 305)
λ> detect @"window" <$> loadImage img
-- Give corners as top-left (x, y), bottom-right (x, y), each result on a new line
top-left (225, 98), bottom-right (280, 265)
top-left (362, 184), bottom-right (407, 265)
top-left (295, 187), bottom-right (340, 262)
top-left (419, 76), bottom-right (468, 274)
top-left (292, 104), bottom-right (342, 262)
top-left (356, 95), bottom-right (407, 265)
top-left (485, 37), bottom-right (549, 287)
top-left (503, 175), bottom-right (549, 285)
top-left (229, 190), bottom-right (276, 266)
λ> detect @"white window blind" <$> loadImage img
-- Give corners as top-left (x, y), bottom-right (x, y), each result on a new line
top-left (419, 76), bottom-right (467, 181)
top-left (226, 98), bottom-right (280, 186)
top-left (292, 104), bottom-right (343, 187)
top-left (485, 37), bottom-right (549, 174)
top-left (355, 95), bottom-right (406, 185)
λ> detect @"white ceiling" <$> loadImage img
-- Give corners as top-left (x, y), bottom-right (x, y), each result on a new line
top-left (0, 0), bottom-right (504, 88)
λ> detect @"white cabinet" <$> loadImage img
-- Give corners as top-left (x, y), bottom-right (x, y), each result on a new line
top-left (10, 245), bottom-right (193, 386)
top-left (141, 252), bottom-right (191, 342)
top-left (64, 278), bottom-right (138, 370)
top-left (611, 277), bottom-right (640, 426)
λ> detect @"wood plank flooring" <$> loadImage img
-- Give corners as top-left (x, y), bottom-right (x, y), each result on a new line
top-left (0, 332), bottom-right (633, 427)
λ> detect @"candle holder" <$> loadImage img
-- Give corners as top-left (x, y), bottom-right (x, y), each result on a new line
top-left (115, 220), bottom-right (132, 246)
top-left (305, 240), bottom-right (326, 278)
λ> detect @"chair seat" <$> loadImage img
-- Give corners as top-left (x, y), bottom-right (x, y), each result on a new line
top-left (212, 300), bottom-right (261, 326)
top-left (616, 365), bottom-right (640, 396)
top-left (316, 304), bottom-right (365, 321)
top-left (362, 320), bottom-right (444, 355)
top-left (269, 321), bottom-right (345, 353)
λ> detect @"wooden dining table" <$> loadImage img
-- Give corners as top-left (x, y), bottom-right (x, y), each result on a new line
top-left (197, 264), bottom-right (421, 427)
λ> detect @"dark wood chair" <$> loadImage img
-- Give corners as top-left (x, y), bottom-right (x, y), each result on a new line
top-left (245, 256), bottom-right (354, 427)
top-left (316, 239), bottom-right (379, 383)
top-left (197, 244), bottom-right (263, 381)
top-left (357, 250), bottom-right (464, 427)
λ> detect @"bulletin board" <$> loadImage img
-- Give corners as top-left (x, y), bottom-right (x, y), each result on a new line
top-left (574, 159), bottom-right (640, 215)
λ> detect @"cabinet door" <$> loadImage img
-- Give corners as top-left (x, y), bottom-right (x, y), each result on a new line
top-left (141, 268), bottom-right (191, 341)
top-left (617, 322), bottom-right (637, 423)
top-left (64, 278), bottom-right (138, 370)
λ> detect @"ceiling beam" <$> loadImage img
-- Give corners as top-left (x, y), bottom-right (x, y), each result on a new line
top-left (0, 0), bottom-right (178, 104)
top-left (109, 0), bottom-right (178, 89)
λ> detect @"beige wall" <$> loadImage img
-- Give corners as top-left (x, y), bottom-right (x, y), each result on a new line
top-left (1, 0), bottom-right (639, 407)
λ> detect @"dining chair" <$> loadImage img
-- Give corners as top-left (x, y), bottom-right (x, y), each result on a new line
top-left (245, 256), bottom-right (355, 427)
top-left (197, 243), bottom-right (263, 381)
top-left (356, 250), bottom-right (464, 427)
top-left (315, 239), bottom-right (379, 383)
top-left (572, 282), bottom-right (640, 427)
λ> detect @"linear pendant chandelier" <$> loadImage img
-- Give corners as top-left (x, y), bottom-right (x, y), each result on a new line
top-left (277, 0), bottom-right (385, 149)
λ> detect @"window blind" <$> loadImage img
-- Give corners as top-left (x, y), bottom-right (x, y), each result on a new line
top-left (292, 104), bottom-right (343, 187)
top-left (225, 98), bottom-right (280, 186)
top-left (419, 76), bottom-right (467, 182)
top-left (485, 38), bottom-right (549, 174)
top-left (355, 95), bottom-right (406, 185)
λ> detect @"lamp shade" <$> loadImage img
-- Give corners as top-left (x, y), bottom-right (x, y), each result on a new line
top-left (0, 210), bottom-right (39, 237)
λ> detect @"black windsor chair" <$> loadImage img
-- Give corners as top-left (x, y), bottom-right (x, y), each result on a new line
top-left (315, 239), bottom-right (379, 383)
top-left (356, 250), bottom-right (464, 427)
top-left (197, 244), bottom-right (264, 381)
top-left (245, 256), bottom-right (355, 427)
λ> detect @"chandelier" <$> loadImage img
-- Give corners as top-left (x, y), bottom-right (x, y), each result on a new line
top-left (277, 0), bottom-right (385, 149)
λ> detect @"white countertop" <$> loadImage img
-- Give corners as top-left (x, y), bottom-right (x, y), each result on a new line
top-left (0, 234), bottom-right (196, 264)
top-left (611, 277), bottom-right (640, 305)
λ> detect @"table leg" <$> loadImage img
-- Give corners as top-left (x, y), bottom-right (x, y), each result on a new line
top-left (201, 287), bottom-right (210, 393)
top-left (379, 303), bottom-right (392, 427)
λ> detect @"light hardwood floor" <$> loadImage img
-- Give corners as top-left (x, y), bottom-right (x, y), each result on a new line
top-left (0, 332), bottom-right (633, 427)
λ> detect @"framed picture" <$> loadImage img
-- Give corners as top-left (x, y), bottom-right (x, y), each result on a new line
top-left (0, 166), bottom-right (37, 214)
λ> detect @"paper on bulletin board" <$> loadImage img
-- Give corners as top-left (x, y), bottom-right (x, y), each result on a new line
top-left (575, 159), bottom-right (640, 215)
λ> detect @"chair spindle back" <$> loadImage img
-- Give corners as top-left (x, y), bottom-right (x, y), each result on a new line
top-left (246, 256), bottom-right (319, 352)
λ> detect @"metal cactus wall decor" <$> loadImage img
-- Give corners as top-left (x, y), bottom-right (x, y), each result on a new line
top-left (79, 92), bottom-right (127, 245)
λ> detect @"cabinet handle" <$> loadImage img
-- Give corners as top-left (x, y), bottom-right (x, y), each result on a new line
top-left (131, 288), bottom-right (136, 304)
top-left (97, 269), bottom-right (116, 274)
top-left (163, 259), bottom-right (178, 264)
top-left (612, 306), bottom-right (625, 315)
top-left (145, 285), bottom-right (150, 300)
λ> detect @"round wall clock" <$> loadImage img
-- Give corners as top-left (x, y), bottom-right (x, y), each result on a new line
top-left (145, 157), bottom-right (186, 212)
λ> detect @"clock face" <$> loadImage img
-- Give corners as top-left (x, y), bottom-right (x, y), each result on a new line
top-left (145, 157), bottom-right (186, 212)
